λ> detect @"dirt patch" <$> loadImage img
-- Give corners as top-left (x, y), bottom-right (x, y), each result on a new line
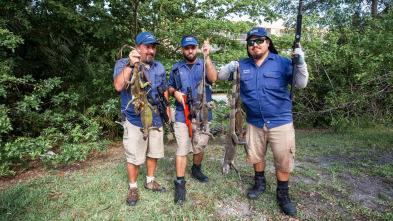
top-left (299, 153), bottom-right (393, 215)
top-left (303, 150), bottom-right (393, 167)
top-left (0, 142), bottom-right (124, 188)
top-left (217, 196), bottom-right (259, 220)
top-left (340, 172), bottom-right (393, 212)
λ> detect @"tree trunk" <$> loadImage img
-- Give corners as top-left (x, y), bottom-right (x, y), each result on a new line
top-left (133, 0), bottom-right (140, 38)
top-left (371, 0), bottom-right (378, 18)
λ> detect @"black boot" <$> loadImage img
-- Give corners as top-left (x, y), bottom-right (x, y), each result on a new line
top-left (174, 179), bottom-right (186, 205)
top-left (191, 164), bottom-right (209, 182)
top-left (247, 176), bottom-right (266, 200)
top-left (277, 187), bottom-right (297, 215)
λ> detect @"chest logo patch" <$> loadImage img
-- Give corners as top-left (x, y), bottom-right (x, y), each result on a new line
top-left (243, 70), bottom-right (250, 74)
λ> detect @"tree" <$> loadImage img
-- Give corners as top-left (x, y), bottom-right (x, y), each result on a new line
top-left (0, 0), bottom-right (280, 175)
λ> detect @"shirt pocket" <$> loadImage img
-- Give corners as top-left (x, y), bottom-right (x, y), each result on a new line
top-left (264, 71), bottom-right (285, 90)
top-left (180, 73), bottom-right (190, 92)
top-left (154, 74), bottom-right (164, 86)
top-left (194, 71), bottom-right (203, 84)
top-left (240, 73), bottom-right (255, 92)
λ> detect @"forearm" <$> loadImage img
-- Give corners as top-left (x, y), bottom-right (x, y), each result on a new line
top-left (114, 66), bottom-right (133, 91)
top-left (218, 62), bottom-right (234, 81)
top-left (205, 56), bottom-right (217, 83)
top-left (295, 64), bottom-right (309, 88)
top-left (164, 90), bottom-right (172, 121)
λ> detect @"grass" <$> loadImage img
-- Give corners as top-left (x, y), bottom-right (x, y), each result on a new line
top-left (0, 128), bottom-right (392, 220)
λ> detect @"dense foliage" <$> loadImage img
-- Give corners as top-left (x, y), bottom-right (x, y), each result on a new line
top-left (1, 0), bottom-right (392, 176)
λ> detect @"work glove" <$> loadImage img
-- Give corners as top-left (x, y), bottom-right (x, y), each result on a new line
top-left (218, 61), bottom-right (237, 81)
top-left (295, 47), bottom-right (305, 65)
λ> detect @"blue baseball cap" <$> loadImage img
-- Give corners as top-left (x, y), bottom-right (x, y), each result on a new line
top-left (246, 27), bottom-right (268, 41)
top-left (181, 36), bottom-right (198, 47)
top-left (136, 32), bottom-right (160, 45)
top-left (246, 27), bottom-right (278, 54)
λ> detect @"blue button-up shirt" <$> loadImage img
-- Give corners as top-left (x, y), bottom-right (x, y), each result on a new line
top-left (113, 58), bottom-right (167, 128)
top-left (230, 53), bottom-right (293, 129)
top-left (168, 57), bottom-right (216, 124)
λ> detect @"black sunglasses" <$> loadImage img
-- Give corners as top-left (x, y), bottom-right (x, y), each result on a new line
top-left (247, 37), bottom-right (267, 46)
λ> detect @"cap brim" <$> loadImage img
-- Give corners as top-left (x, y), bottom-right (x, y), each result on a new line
top-left (139, 40), bottom-right (161, 45)
top-left (246, 34), bottom-right (265, 41)
top-left (182, 43), bottom-right (198, 47)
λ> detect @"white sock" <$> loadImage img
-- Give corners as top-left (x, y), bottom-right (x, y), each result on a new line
top-left (146, 176), bottom-right (155, 183)
top-left (129, 182), bottom-right (137, 189)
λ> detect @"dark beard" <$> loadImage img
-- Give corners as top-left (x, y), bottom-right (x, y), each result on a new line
top-left (184, 53), bottom-right (197, 62)
top-left (251, 52), bottom-right (263, 60)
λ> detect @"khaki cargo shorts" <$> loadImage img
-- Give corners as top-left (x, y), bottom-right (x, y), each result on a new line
top-left (246, 122), bottom-right (296, 173)
top-left (123, 119), bottom-right (164, 165)
top-left (174, 121), bottom-right (210, 156)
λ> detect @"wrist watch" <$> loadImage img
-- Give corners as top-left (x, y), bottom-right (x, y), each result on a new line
top-left (125, 60), bottom-right (134, 68)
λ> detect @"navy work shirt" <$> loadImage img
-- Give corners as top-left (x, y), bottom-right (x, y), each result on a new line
top-left (229, 53), bottom-right (293, 129)
top-left (113, 58), bottom-right (167, 128)
top-left (167, 57), bottom-right (216, 124)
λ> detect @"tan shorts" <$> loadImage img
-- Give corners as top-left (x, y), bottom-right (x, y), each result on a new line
top-left (123, 119), bottom-right (164, 165)
top-left (246, 122), bottom-right (296, 173)
top-left (174, 121), bottom-right (210, 156)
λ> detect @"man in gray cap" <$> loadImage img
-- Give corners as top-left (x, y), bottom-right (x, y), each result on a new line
top-left (218, 27), bottom-right (309, 215)
top-left (167, 35), bottom-right (218, 204)
top-left (113, 32), bottom-right (169, 206)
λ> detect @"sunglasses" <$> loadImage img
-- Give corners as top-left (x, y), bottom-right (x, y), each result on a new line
top-left (247, 37), bottom-right (267, 46)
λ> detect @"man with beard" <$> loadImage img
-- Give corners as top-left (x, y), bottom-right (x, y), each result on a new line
top-left (218, 27), bottom-right (309, 215)
top-left (167, 35), bottom-right (217, 204)
top-left (113, 32), bottom-right (168, 206)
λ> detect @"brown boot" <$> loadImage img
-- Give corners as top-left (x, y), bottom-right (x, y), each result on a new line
top-left (144, 180), bottom-right (166, 192)
top-left (126, 188), bottom-right (139, 206)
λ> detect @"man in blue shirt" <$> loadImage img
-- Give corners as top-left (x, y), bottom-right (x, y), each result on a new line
top-left (113, 32), bottom-right (169, 206)
top-left (167, 35), bottom-right (218, 204)
top-left (218, 27), bottom-right (309, 215)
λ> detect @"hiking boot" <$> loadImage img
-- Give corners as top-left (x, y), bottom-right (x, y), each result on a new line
top-left (144, 180), bottom-right (166, 192)
top-left (277, 187), bottom-right (297, 215)
top-left (247, 176), bottom-right (266, 200)
top-left (191, 164), bottom-right (209, 182)
top-left (126, 188), bottom-right (139, 206)
top-left (174, 179), bottom-right (186, 205)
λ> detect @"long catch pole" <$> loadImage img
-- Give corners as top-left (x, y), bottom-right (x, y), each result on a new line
top-left (290, 0), bottom-right (303, 100)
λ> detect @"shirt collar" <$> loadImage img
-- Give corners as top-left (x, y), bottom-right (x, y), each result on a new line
top-left (141, 60), bottom-right (158, 71)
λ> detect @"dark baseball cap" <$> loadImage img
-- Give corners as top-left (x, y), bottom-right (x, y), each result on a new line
top-left (136, 32), bottom-right (160, 45)
top-left (181, 36), bottom-right (198, 47)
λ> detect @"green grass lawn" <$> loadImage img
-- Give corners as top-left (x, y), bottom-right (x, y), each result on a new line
top-left (1, 128), bottom-right (392, 220)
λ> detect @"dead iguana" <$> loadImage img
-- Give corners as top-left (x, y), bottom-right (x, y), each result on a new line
top-left (222, 62), bottom-right (248, 180)
top-left (139, 67), bottom-right (160, 140)
top-left (193, 50), bottom-right (216, 145)
top-left (125, 61), bottom-right (150, 115)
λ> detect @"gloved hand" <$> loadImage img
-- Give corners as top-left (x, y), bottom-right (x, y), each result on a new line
top-left (295, 47), bottom-right (305, 65)
top-left (218, 61), bottom-right (237, 81)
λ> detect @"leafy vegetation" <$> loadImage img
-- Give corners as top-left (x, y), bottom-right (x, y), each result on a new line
top-left (1, 0), bottom-right (392, 176)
